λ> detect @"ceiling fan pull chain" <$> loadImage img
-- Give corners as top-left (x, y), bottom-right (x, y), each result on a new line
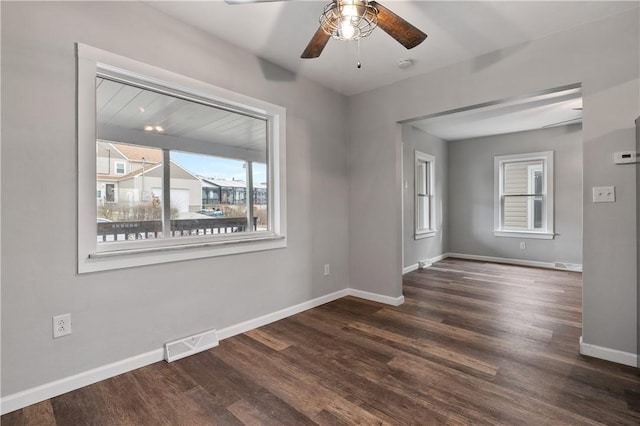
top-left (357, 39), bottom-right (362, 69)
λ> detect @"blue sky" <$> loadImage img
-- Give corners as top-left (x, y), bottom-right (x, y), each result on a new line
top-left (171, 151), bottom-right (267, 184)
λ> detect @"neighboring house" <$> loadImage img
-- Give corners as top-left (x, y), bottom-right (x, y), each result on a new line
top-left (98, 142), bottom-right (266, 214)
top-left (96, 141), bottom-right (161, 204)
top-left (97, 141), bottom-right (162, 176)
top-left (253, 181), bottom-right (267, 205)
top-left (201, 179), bottom-right (221, 206)
top-left (201, 177), bottom-right (268, 207)
top-left (119, 162), bottom-right (202, 213)
top-left (96, 141), bottom-right (201, 213)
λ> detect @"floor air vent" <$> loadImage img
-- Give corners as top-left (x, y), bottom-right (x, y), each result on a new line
top-left (164, 329), bottom-right (218, 363)
top-left (554, 262), bottom-right (582, 272)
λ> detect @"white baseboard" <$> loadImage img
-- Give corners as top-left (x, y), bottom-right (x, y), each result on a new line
top-left (428, 254), bottom-right (448, 265)
top-left (403, 263), bottom-right (419, 274)
top-left (348, 288), bottom-right (405, 306)
top-left (447, 252), bottom-right (556, 269)
top-left (216, 289), bottom-right (349, 340)
top-left (0, 287), bottom-right (403, 415)
top-left (403, 253), bottom-right (449, 274)
top-left (405, 252), bottom-right (564, 274)
top-left (579, 336), bottom-right (638, 367)
top-left (0, 348), bottom-right (165, 415)
top-left (444, 253), bottom-right (582, 272)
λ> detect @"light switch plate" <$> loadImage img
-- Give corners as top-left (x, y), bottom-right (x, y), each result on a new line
top-left (592, 186), bottom-right (615, 203)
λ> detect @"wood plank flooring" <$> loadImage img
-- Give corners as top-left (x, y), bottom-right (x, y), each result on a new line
top-left (3, 258), bottom-right (640, 425)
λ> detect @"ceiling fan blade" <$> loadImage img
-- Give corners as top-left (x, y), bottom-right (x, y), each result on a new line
top-left (301, 26), bottom-right (331, 59)
top-left (370, 1), bottom-right (427, 49)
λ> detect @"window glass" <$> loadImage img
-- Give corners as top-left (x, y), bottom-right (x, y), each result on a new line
top-left (502, 160), bottom-right (544, 231)
top-left (416, 162), bottom-right (429, 230)
top-left (415, 151), bottom-right (435, 238)
top-left (115, 162), bottom-right (126, 175)
top-left (94, 76), bottom-right (269, 247)
top-left (97, 143), bottom-right (163, 241)
top-left (494, 151), bottom-right (554, 239)
top-left (77, 43), bottom-right (286, 273)
top-left (252, 162), bottom-right (268, 231)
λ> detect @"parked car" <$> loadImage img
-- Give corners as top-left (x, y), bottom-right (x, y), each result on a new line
top-left (197, 209), bottom-right (224, 218)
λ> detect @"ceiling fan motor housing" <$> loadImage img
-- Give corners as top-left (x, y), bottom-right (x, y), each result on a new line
top-left (301, 0), bottom-right (427, 59)
top-left (320, 0), bottom-right (378, 41)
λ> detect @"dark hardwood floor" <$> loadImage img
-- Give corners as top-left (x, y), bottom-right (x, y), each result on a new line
top-left (3, 258), bottom-right (639, 425)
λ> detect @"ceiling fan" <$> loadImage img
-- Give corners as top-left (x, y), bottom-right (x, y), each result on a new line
top-left (226, 0), bottom-right (427, 59)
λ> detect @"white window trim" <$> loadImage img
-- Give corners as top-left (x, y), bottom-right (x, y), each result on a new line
top-left (114, 161), bottom-right (126, 175)
top-left (77, 43), bottom-right (287, 273)
top-left (415, 150), bottom-right (436, 239)
top-left (494, 151), bottom-right (554, 240)
top-left (526, 164), bottom-right (539, 230)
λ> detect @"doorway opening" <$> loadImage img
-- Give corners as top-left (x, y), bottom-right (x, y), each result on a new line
top-left (399, 84), bottom-right (583, 275)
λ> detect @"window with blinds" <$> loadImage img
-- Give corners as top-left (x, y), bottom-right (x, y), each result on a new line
top-left (494, 151), bottom-right (554, 239)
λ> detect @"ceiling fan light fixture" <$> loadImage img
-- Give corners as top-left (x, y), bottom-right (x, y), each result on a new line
top-left (320, 0), bottom-right (378, 41)
top-left (339, 19), bottom-right (357, 39)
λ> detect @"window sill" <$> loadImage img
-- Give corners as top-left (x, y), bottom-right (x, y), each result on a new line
top-left (415, 230), bottom-right (437, 240)
top-left (79, 234), bottom-right (286, 273)
top-left (494, 230), bottom-right (555, 240)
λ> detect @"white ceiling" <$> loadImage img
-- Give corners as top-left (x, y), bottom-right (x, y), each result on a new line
top-left (411, 85), bottom-right (583, 140)
top-left (148, 1), bottom-right (637, 96)
top-left (145, 1), bottom-right (636, 139)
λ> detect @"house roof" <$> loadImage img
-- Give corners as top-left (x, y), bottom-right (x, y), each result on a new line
top-left (96, 175), bottom-right (123, 182)
top-left (201, 178), bottom-right (267, 190)
top-left (121, 163), bottom-right (163, 180)
top-left (112, 143), bottom-right (163, 164)
top-left (97, 141), bottom-right (126, 160)
top-left (115, 161), bottom-right (200, 182)
top-left (97, 163), bottom-right (162, 182)
top-left (202, 178), bottom-right (246, 188)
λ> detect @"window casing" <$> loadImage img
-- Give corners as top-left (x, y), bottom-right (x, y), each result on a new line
top-left (77, 44), bottom-right (287, 273)
top-left (415, 151), bottom-right (436, 239)
top-left (114, 161), bottom-right (126, 175)
top-left (494, 151), bottom-right (554, 239)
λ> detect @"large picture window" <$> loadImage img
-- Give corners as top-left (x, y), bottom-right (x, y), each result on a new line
top-left (78, 44), bottom-right (286, 273)
top-left (494, 151), bottom-right (554, 239)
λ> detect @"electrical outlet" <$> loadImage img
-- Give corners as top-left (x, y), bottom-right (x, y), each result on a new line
top-left (323, 264), bottom-right (330, 276)
top-left (520, 242), bottom-right (526, 250)
top-left (53, 313), bottom-right (72, 338)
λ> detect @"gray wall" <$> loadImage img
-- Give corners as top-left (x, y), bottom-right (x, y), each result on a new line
top-left (1, 2), bottom-right (348, 396)
top-left (637, 116), bottom-right (640, 367)
top-left (402, 125), bottom-right (448, 269)
top-left (349, 10), bottom-right (638, 355)
top-left (1, 1), bottom-right (638, 401)
top-left (448, 124), bottom-right (583, 265)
